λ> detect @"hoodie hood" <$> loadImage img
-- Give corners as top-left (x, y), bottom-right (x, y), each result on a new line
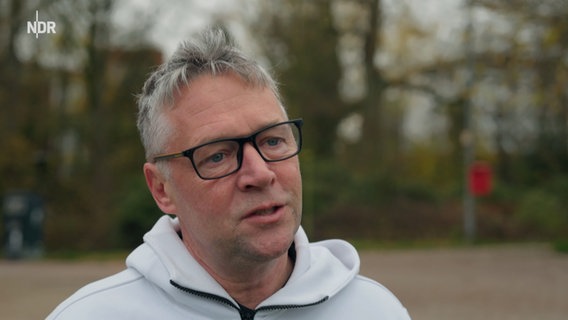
top-left (49, 215), bottom-right (410, 320)
top-left (126, 215), bottom-right (360, 309)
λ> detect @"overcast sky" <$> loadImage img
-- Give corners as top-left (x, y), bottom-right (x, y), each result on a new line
top-left (110, 0), bottom-right (491, 144)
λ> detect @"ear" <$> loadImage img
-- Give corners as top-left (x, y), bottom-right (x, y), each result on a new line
top-left (143, 162), bottom-right (177, 214)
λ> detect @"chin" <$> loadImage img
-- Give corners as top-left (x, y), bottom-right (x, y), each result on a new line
top-left (243, 230), bottom-right (295, 262)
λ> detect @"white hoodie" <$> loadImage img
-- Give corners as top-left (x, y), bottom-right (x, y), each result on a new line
top-left (47, 215), bottom-right (411, 319)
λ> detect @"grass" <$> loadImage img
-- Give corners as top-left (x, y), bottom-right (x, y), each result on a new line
top-left (553, 240), bottom-right (568, 253)
top-left (43, 249), bottom-right (129, 261)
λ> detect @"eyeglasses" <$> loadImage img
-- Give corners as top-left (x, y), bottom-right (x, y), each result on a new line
top-left (153, 119), bottom-right (303, 180)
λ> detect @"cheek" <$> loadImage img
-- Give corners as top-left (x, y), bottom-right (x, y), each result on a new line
top-left (276, 160), bottom-right (303, 201)
top-left (168, 169), bottom-right (206, 214)
top-left (173, 182), bottom-right (228, 243)
top-left (282, 160), bottom-right (302, 186)
top-left (173, 177), bottom-right (233, 221)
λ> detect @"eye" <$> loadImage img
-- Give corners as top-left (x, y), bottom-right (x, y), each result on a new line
top-left (266, 137), bottom-right (283, 147)
top-left (209, 153), bottom-right (226, 163)
top-left (201, 149), bottom-right (234, 166)
top-left (259, 136), bottom-right (288, 150)
top-left (194, 141), bottom-right (238, 169)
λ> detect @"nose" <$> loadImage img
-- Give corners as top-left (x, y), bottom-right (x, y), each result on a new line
top-left (236, 142), bottom-right (276, 190)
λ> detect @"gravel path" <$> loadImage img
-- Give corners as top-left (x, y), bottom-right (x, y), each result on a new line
top-left (360, 244), bottom-right (568, 320)
top-left (1, 244), bottom-right (567, 319)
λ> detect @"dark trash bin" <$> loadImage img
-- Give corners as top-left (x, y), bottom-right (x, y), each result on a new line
top-left (3, 191), bottom-right (45, 259)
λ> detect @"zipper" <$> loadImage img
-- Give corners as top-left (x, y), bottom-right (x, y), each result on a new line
top-left (170, 280), bottom-right (329, 319)
top-left (256, 296), bottom-right (329, 312)
top-left (170, 280), bottom-right (239, 311)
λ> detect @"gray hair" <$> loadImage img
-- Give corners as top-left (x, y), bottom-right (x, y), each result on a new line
top-left (136, 28), bottom-right (282, 161)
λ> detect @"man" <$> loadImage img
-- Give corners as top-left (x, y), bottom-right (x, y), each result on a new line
top-left (48, 28), bottom-right (411, 319)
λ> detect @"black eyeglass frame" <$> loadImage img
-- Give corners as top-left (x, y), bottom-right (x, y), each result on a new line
top-left (152, 119), bottom-right (303, 180)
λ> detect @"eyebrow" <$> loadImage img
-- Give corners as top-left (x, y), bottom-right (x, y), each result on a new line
top-left (195, 119), bottom-right (285, 146)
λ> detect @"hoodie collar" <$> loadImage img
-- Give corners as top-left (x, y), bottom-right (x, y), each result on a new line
top-left (127, 215), bottom-right (360, 309)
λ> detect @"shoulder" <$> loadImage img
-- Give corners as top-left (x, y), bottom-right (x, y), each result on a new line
top-left (351, 275), bottom-right (404, 301)
top-left (46, 268), bottom-right (154, 320)
top-left (332, 275), bottom-right (411, 319)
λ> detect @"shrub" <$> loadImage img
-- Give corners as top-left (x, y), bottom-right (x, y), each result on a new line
top-left (516, 189), bottom-right (567, 237)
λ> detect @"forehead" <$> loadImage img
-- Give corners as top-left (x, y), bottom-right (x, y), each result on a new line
top-left (165, 74), bottom-right (287, 148)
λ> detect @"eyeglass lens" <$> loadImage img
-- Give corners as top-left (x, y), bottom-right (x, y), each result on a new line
top-left (192, 122), bottom-right (301, 179)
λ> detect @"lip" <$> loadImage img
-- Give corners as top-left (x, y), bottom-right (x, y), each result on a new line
top-left (242, 203), bottom-right (286, 224)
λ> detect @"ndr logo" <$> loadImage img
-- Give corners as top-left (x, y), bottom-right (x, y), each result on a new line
top-left (27, 10), bottom-right (56, 38)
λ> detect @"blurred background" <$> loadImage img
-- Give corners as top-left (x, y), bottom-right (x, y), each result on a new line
top-left (1, 0), bottom-right (567, 256)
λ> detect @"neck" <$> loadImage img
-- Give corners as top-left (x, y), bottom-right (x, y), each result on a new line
top-left (184, 239), bottom-right (295, 310)
top-left (219, 254), bottom-right (294, 309)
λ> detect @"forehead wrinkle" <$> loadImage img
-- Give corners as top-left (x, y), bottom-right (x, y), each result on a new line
top-left (166, 74), bottom-right (286, 151)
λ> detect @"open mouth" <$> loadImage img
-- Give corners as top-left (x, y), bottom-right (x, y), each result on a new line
top-left (253, 207), bottom-right (278, 216)
top-left (245, 204), bottom-right (284, 220)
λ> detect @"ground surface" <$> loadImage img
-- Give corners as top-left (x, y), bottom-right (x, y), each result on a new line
top-left (1, 244), bottom-right (567, 319)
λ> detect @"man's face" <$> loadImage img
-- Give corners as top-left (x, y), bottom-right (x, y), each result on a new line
top-left (146, 73), bottom-right (302, 265)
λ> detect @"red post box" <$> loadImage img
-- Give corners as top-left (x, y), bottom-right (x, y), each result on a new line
top-left (469, 162), bottom-right (492, 196)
